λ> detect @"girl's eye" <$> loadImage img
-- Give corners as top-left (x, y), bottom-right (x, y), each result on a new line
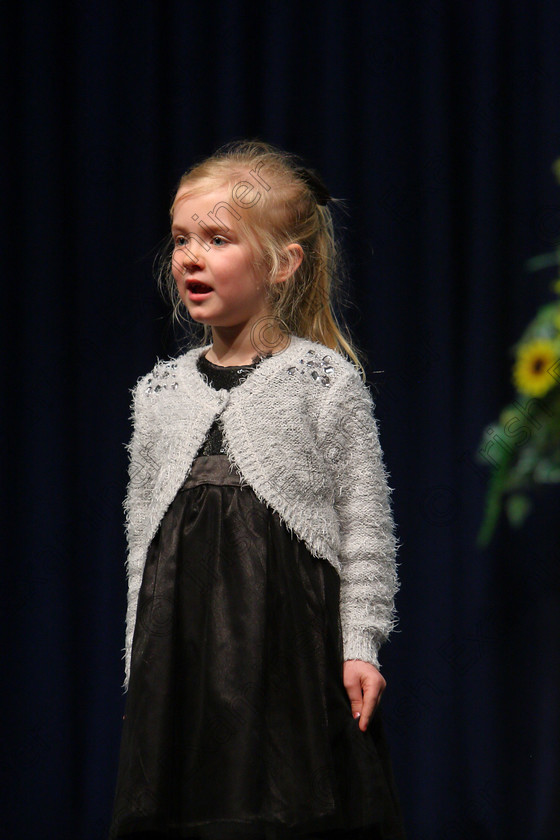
top-left (174, 234), bottom-right (226, 248)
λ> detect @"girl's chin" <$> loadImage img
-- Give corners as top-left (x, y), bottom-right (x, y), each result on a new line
top-left (183, 302), bottom-right (214, 321)
top-left (185, 309), bottom-right (222, 328)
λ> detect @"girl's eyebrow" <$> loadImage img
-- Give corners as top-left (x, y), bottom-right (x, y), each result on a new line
top-left (171, 221), bottom-right (229, 235)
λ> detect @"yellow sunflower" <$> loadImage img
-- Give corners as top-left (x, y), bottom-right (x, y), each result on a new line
top-left (512, 338), bottom-right (559, 397)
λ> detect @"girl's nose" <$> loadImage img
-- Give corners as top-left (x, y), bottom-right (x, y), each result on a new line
top-left (177, 244), bottom-right (204, 275)
top-left (182, 238), bottom-right (208, 269)
top-left (173, 244), bottom-right (203, 278)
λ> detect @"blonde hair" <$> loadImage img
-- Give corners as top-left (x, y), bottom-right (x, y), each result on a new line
top-left (157, 139), bottom-right (367, 377)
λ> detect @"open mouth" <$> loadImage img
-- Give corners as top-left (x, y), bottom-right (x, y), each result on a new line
top-left (187, 281), bottom-right (213, 294)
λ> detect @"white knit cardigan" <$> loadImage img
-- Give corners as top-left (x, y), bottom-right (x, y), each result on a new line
top-left (121, 334), bottom-right (400, 692)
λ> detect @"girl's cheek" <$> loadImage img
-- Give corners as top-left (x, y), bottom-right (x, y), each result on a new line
top-left (171, 268), bottom-right (184, 295)
top-left (171, 254), bottom-right (184, 283)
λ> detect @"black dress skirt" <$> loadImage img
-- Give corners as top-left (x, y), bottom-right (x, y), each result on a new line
top-left (108, 355), bottom-right (406, 840)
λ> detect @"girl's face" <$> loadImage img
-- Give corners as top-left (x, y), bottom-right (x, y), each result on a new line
top-left (171, 185), bottom-right (270, 331)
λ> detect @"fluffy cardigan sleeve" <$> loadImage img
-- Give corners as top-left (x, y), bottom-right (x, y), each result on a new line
top-left (121, 373), bottom-right (156, 688)
top-left (317, 364), bottom-right (400, 669)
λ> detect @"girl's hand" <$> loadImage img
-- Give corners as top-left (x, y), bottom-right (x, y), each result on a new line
top-left (343, 659), bottom-right (386, 732)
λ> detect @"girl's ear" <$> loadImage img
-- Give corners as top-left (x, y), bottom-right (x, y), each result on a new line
top-left (274, 243), bottom-right (304, 284)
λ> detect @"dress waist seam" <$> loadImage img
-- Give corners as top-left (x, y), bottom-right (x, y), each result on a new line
top-left (180, 453), bottom-right (247, 489)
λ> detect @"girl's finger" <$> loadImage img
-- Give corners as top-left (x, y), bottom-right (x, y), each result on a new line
top-left (358, 685), bottom-right (378, 731)
top-left (343, 669), bottom-right (364, 713)
top-left (346, 686), bottom-right (364, 721)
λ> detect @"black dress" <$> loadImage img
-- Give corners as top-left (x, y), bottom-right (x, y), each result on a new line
top-left (108, 354), bottom-right (406, 840)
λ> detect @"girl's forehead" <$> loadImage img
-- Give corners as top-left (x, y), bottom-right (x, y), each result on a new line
top-left (173, 184), bottom-right (230, 212)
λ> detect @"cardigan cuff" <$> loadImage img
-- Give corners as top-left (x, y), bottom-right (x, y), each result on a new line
top-left (342, 627), bottom-right (382, 669)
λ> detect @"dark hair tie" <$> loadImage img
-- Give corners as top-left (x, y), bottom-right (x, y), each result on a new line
top-left (295, 166), bottom-right (331, 206)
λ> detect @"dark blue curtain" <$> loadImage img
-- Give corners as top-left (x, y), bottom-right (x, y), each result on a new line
top-left (3, 2), bottom-right (560, 838)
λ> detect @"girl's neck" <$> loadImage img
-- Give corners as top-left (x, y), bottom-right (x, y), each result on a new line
top-left (204, 347), bottom-right (260, 367)
top-left (207, 323), bottom-right (290, 366)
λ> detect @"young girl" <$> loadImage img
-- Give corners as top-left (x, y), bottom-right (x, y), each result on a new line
top-left (109, 140), bottom-right (406, 840)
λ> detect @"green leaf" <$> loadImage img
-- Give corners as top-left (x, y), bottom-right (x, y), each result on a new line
top-left (505, 493), bottom-right (532, 528)
top-left (533, 460), bottom-right (560, 483)
top-left (476, 425), bottom-right (511, 467)
top-left (524, 252), bottom-right (559, 272)
top-left (476, 447), bottom-right (516, 548)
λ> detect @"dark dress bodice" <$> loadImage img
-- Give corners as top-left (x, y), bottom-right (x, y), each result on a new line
top-left (195, 353), bottom-right (260, 456)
